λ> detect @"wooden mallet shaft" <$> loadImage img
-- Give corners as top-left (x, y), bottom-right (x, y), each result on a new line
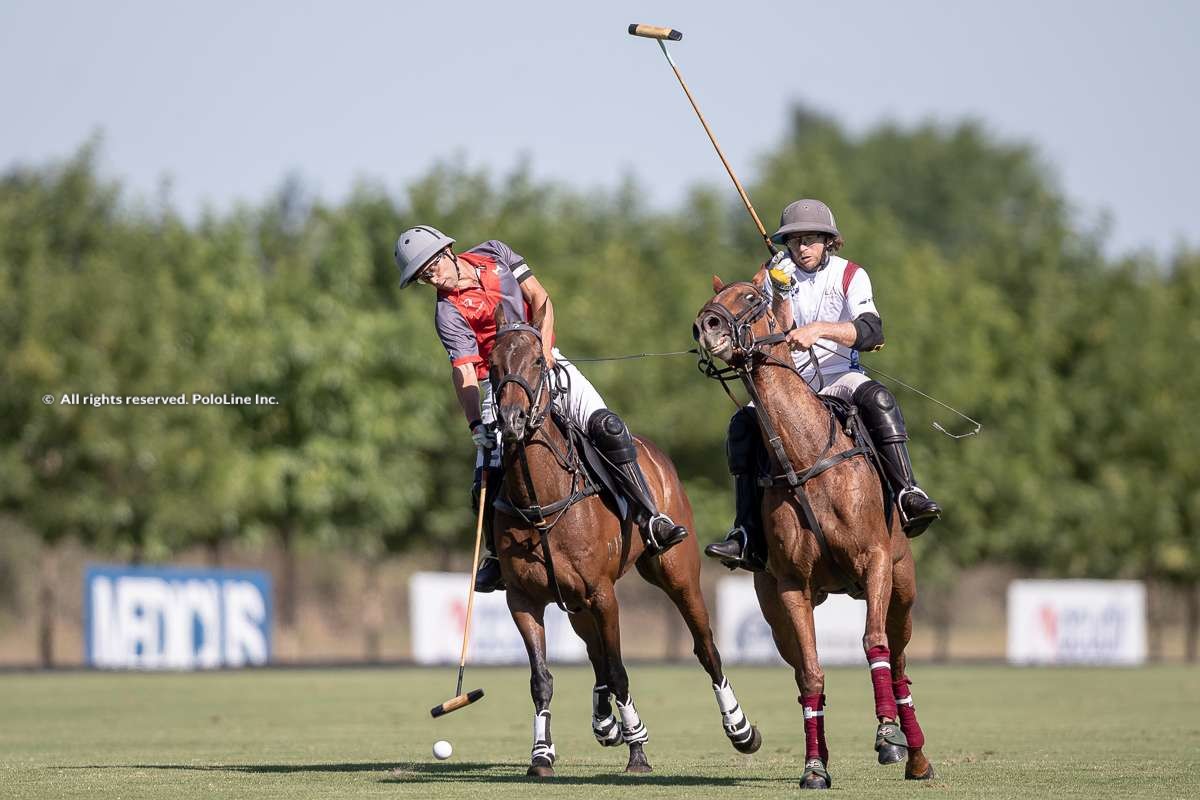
top-left (429, 470), bottom-right (490, 718)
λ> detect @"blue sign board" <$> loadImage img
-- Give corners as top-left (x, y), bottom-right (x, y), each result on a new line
top-left (84, 564), bottom-right (272, 669)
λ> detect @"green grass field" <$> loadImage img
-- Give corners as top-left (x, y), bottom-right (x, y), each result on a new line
top-left (3, 664), bottom-right (1198, 799)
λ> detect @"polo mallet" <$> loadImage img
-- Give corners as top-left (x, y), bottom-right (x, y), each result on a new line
top-left (429, 469), bottom-right (488, 718)
top-left (628, 23), bottom-right (778, 258)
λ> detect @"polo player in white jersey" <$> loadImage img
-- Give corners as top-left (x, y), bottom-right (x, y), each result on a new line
top-left (705, 199), bottom-right (942, 572)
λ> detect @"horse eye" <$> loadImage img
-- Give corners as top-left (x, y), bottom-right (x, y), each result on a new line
top-left (745, 293), bottom-right (757, 302)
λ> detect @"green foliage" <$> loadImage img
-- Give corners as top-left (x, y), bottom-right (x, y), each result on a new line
top-left (0, 110), bottom-right (1195, 586)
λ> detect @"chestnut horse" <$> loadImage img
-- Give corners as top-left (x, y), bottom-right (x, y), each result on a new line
top-left (693, 273), bottom-right (935, 789)
top-left (488, 304), bottom-right (761, 777)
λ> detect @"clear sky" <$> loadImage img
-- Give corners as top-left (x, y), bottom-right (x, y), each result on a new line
top-left (2, 1), bottom-right (1196, 256)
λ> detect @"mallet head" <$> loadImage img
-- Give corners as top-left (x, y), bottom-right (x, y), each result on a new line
top-left (430, 688), bottom-right (484, 718)
top-left (628, 23), bottom-right (682, 41)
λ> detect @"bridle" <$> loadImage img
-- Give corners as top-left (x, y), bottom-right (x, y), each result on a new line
top-left (492, 323), bottom-right (553, 438)
top-left (694, 282), bottom-right (823, 389)
top-left (694, 282), bottom-right (779, 366)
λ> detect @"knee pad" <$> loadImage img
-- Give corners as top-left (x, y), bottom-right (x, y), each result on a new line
top-left (588, 409), bottom-right (638, 464)
top-left (726, 407), bottom-right (761, 475)
top-left (853, 380), bottom-right (907, 443)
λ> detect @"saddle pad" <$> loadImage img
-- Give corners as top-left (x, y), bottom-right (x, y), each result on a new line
top-left (555, 412), bottom-right (631, 522)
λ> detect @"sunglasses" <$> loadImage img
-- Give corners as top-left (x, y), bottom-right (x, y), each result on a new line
top-left (785, 233), bottom-right (827, 248)
top-left (414, 251), bottom-right (448, 285)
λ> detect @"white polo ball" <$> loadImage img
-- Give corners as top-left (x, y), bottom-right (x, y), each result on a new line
top-left (432, 739), bottom-right (453, 760)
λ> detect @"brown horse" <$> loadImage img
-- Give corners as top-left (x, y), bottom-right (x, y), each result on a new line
top-left (693, 273), bottom-right (935, 789)
top-left (488, 304), bottom-right (761, 777)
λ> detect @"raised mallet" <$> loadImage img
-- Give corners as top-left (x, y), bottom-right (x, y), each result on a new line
top-left (429, 470), bottom-right (489, 718)
top-left (628, 23), bottom-right (777, 257)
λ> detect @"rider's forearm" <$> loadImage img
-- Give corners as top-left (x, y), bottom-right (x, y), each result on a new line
top-left (452, 364), bottom-right (483, 427)
top-left (538, 298), bottom-right (556, 352)
top-left (816, 321), bottom-right (859, 348)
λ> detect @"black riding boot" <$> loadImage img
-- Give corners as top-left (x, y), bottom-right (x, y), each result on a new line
top-left (588, 409), bottom-right (688, 555)
top-left (471, 466), bottom-right (506, 592)
top-left (705, 407), bottom-right (768, 570)
top-left (853, 381), bottom-right (942, 537)
top-left (704, 472), bottom-right (767, 571)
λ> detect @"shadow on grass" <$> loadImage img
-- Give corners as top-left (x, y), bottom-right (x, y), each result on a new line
top-left (62, 763), bottom-right (458, 774)
top-left (383, 762), bottom-right (765, 786)
top-left (63, 762), bottom-right (767, 786)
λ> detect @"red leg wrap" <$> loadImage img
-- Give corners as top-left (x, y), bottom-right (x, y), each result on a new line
top-left (801, 693), bottom-right (828, 763)
top-left (867, 645), bottom-right (898, 720)
top-left (892, 676), bottom-right (925, 748)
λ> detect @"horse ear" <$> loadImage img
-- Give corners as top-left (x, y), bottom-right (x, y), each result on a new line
top-left (530, 300), bottom-right (548, 328)
top-left (494, 303), bottom-right (509, 328)
top-left (751, 268), bottom-right (767, 290)
top-left (712, 275), bottom-right (725, 294)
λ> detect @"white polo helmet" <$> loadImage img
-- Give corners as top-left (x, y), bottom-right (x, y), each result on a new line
top-left (395, 225), bottom-right (455, 287)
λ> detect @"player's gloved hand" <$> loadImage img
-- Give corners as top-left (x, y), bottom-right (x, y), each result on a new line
top-left (768, 250), bottom-right (797, 290)
top-left (471, 423), bottom-right (493, 449)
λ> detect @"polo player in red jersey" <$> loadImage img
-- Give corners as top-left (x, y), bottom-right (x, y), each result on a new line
top-left (395, 225), bottom-right (687, 591)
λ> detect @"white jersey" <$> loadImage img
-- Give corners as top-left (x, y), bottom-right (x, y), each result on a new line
top-left (762, 255), bottom-right (879, 389)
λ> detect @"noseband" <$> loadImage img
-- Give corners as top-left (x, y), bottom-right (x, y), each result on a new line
top-left (493, 323), bottom-right (552, 436)
top-left (696, 284), bottom-right (782, 368)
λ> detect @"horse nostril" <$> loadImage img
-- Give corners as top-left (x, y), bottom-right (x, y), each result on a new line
top-left (705, 316), bottom-right (720, 330)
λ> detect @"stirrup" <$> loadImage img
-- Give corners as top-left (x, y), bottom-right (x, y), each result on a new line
top-left (897, 487), bottom-right (941, 538)
top-left (704, 527), bottom-right (765, 572)
top-left (643, 514), bottom-right (687, 555)
top-left (474, 555), bottom-right (505, 592)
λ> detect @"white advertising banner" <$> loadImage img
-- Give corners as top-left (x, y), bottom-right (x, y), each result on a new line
top-left (409, 572), bottom-right (586, 665)
top-left (1007, 580), bottom-right (1146, 665)
top-left (716, 576), bottom-right (867, 665)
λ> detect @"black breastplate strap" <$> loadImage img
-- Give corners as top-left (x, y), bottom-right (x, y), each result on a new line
top-left (739, 372), bottom-right (866, 597)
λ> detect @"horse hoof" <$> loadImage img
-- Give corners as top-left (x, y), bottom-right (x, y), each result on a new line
top-left (800, 774), bottom-right (830, 790)
top-left (526, 764), bottom-right (555, 778)
top-left (877, 742), bottom-right (907, 765)
top-left (875, 721), bottom-right (908, 765)
top-left (800, 759), bottom-right (831, 789)
top-left (905, 763), bottom-right (936, 780)
top-left (732, 725), bottom-right (762, 754)
top-left (624, 762), bottom-right (653, 774)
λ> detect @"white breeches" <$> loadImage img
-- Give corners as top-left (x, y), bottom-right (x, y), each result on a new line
top-left (814, 369), bottom-right (872, 404)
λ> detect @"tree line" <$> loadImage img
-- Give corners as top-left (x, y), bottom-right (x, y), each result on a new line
top-left (2, 108), bottom-right (1197, 663)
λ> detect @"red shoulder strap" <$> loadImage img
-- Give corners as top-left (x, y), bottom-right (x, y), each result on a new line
top-left (842, 261), bottom-right (860, 296)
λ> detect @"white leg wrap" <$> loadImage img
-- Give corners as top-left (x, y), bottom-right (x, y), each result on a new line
top-left (616, 697), bottom-right (649, 745)
top-left (531, 710), bottom-right (556, 764)
top-left (591, 684), bottom-right (623, 745)
top-left (713, 678), bottom-right (752, 742)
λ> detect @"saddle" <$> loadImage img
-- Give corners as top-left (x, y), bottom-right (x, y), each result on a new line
top-left (557, 411), bottom-right (632, 522)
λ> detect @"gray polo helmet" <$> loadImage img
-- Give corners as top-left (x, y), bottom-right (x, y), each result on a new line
top-left (769, 199), bottom-right (840, 244)
top-left (394, 225), bottom-right (455, 287)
